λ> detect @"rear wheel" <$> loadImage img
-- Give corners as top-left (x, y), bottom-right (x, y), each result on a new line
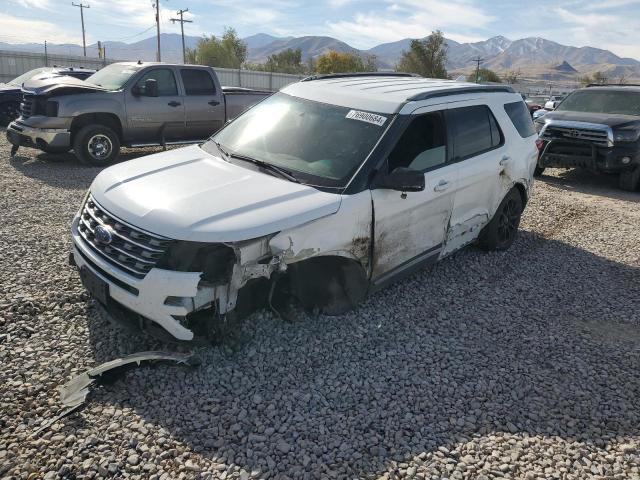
top-left (73, 124), bottom-right (120, 166)
top-left (0, 102), bottom-right (20, 126)
top-left (619, 167), bottom-right (640, 192)
top-left (478, 188), bottom-right (523, 251)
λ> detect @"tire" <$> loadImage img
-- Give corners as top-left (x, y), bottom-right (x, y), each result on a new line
top-left (0, 102), bottom-right (20, 127)
top-left (478, 188), bottom-right (523, 251)
top-left (534, 166), bottom-right (545, 177)
top-left (619, 166), bottom-right (640, 192)
top-left (73, 124), bottom-right (120, 166)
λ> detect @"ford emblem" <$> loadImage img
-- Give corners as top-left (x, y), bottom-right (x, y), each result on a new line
top-left (95, 225), bottom-right (114, 244)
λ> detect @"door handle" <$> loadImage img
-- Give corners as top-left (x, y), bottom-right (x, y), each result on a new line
top-left (168, 101), bottom-right (181, 107)
top-left (499, 155), bottom-right (511, 166)
top-left (208, 100), bottom-right (220, 106)
top-left (434, 180), bottom-right (450, 192)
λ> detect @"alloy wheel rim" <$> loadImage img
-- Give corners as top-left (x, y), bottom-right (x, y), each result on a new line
top-left (87, 134), bottom-right (113, 160)
top-left (497, 199), bottom-right (519, 243)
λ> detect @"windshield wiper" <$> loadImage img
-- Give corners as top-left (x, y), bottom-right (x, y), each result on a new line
top-left (214, 143), bottom-right (300, 184)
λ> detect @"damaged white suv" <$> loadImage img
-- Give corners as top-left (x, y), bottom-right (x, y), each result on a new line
top-left (71, 73), bottom-right (538, 342)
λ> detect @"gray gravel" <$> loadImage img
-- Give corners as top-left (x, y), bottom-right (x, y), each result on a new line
top-left (1, 131), bottom-right (640, 479)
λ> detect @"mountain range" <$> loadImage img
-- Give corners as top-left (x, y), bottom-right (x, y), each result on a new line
top-left (2, 32), bottom-right (639, 81)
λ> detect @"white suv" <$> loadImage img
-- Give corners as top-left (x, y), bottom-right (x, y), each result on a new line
top-left (71, 74), bottom-right (538, 342)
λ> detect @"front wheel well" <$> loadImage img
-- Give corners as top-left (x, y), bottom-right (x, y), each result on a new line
top-left (70, 113), bottom-right (122, 142)
top-left (285, 255), bottom-right (369, 315)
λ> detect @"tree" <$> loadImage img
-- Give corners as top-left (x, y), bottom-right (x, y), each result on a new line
top-left (579, 71), bottom-right (608, 85)
top-left (396, 30), bottom-right (448, 78)
top-left (185, 27), bottom-right (247, 69)
top-left (266, 48), bottom-right (304, 74)
top-left (504, 69), bottom-right (522, 84)
top-left (314, 50), bottom-right (377, 74)
top-left (467, 68), bottom-right (502, 83)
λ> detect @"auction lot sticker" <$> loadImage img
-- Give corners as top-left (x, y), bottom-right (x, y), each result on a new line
top-left (346, 110), bottom-right (387, 126)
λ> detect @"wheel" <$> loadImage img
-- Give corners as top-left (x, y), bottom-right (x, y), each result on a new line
top-left (619, 167), bottom-right (640, 192)
top-left (0, 102), bottom-right (20, 126)
top-left (73, 124), bottom-right (120, 166)
top-left (534, 166), bottom-right (545, 177)
top-left (478, 188), bottom-right (523, 251)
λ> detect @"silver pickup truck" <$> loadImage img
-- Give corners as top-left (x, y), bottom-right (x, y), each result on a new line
top-left (6, 62), bottom-right (270, 165)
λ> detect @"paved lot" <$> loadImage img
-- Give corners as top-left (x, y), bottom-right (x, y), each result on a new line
top-left (1, 131), bottom-right (639, 479)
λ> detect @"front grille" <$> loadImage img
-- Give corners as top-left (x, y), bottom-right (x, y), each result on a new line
top-left (541, 125), bottom-right (610, 147)
top-left (20, 93), bottom-right (46, 118)
top-left (77, 196), bottom-right (172, 278)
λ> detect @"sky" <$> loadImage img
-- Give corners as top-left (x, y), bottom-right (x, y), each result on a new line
top-left (1, 0), bottom-right (640, 59)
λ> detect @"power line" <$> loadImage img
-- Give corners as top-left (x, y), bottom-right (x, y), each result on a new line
top-left (71, 2), bottom-right (90, 57)
top-left (170, 8), bottom-right (192, 64)
top-left (470, 56), bottom-right (484, 83)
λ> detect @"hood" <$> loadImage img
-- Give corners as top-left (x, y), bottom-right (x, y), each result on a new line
top-left (0, 83), bottom-right (21, 94)
top-left (90, 145), bottom-right (342, 242)
top-left (543, 110), bottom-right (640, 128)
top-left (22, 75), bottom-right (107, 96)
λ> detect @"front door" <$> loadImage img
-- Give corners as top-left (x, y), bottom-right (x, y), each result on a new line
top-left (371, 111), bottom-right (458, 286)
top-left (179, 68), bottom-right (225, 140)
top-left (125, 67), bottom-right (185, 143)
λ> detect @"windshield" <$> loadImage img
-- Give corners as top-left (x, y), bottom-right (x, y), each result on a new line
top-left (205, 92), bottom-right (389, 188)
top-left (556, 90), bottom-right (640, 116)
top-left (85, 64), bottom-right (143, 90)
top-left (8, 67), bottom-right (53, 86)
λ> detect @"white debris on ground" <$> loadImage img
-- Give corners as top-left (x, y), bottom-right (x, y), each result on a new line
top-left (1, 132), bottom-right (639, 479)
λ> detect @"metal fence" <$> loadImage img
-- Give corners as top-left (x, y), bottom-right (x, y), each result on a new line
top-left (0, 50), bottom-right (304, 90)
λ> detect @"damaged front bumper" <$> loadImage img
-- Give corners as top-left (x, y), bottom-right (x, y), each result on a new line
top-left (7, 119), bottom-right (71, 150)
top-left (71, 215), bottom-right (284, 341)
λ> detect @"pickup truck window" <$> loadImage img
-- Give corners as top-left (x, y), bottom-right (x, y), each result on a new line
top-left (135, 68), bottom-right (178, 96)
top-left (86, 63), bottom-right (144, 90)
top-left (447, 105), bottom-right (503, 160)
top-left (181, 69), bottom-right (216, 95)
top-left (556, 90), bottom-right (640, 116)
top-left (388, 112), bottom-right (446, 172)
top-left (207, 93), bottom-right (386, 188)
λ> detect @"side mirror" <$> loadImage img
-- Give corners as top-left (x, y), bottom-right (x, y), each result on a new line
top-left (144, 78), bottom-right (159, 97)
top-left (372, 167), bottom-right (425, 192)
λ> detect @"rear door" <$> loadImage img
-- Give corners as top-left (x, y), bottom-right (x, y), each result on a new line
top-left (179, 68), bottom-right (225, 140)
top-left (442, 103), bottom-right (507, 254)
top-left (371, 110), bottom-right (459, 285)
top-left (125, 67), bottom-right (185, 142)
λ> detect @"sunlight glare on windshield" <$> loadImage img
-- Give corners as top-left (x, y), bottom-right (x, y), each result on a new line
top-left (235, 101), bottom-right (291, 147)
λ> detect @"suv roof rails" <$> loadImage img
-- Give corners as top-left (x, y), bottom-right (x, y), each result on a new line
top-left (586, 83), bottom-right (640, 88)
top-left (301, 72), bottom-right (419, 82)
top-left (408, 84), bottom-right (515, 101)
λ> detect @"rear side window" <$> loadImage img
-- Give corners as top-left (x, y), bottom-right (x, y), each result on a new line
top-left (504, 101), bottom-right (536, 137)
top-left (181, 69), bottom-right (216, 95)
top-left (447, 105), bottom-right (503, 160)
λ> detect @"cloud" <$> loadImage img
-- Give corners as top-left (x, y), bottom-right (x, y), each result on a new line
top-left (9, 0), bottom-right (50, 9)
top-left (0, 12), bottom-right (79, 44)
top-left (327, 0), bottom-right (493, 48)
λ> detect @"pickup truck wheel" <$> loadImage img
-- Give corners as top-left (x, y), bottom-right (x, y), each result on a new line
top-left (534, 166), bottom-right (545, 177)
top-left (619, 167), bottom-right (640, 192)
top-left (0, 102), bottom-right (20, 126)
top-left (478, 188), bottom-right (523, 251)
top-left (73, 125), bottom-right (120, 166)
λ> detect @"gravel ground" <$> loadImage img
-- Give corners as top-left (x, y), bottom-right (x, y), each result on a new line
top-left (1, 131), bottom-right (639, 480)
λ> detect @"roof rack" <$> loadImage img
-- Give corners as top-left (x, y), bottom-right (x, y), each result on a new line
top-left (586, 83), bottom-right (640, 88)
top-left (301, 72), bottom-right (419, 82)
top-left (408, 85), bottom-right (514, 101)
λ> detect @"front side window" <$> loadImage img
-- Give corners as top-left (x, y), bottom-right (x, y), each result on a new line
top-left (135, 68), bottom-right (178, 96)
top-left (206, 93), bottom-right (388, 188)
top-left (504, 101), bottom-right (536, 138)
top-left (388, 112), bottom-right (446, 172)
top-left (447, 105), bottom-right (503, 160)
top-left (181, 69), bottom-right (216, 95)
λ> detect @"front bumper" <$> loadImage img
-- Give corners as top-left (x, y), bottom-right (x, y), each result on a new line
top-left (71, 215), bottom-right (205, 341)
top-left (539, 140), bottom-right (640, 173)
top-left (6, 120), bottom-right (71, 150)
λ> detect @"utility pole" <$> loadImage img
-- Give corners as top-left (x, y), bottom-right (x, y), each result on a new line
top-left (154, 1), bottom-right (161, 61)
top-left (471, 56), bottom-right (484, 83)
top-left (44, 40), bottom-right (48, 66)
top-left (171, 8), bottom-right (192, 64)
top-left (72, 2), bottom-right (90, 57)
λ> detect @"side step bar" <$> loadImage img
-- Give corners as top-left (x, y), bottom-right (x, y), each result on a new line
top-left (128, 139), bottom-right (204, 148)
